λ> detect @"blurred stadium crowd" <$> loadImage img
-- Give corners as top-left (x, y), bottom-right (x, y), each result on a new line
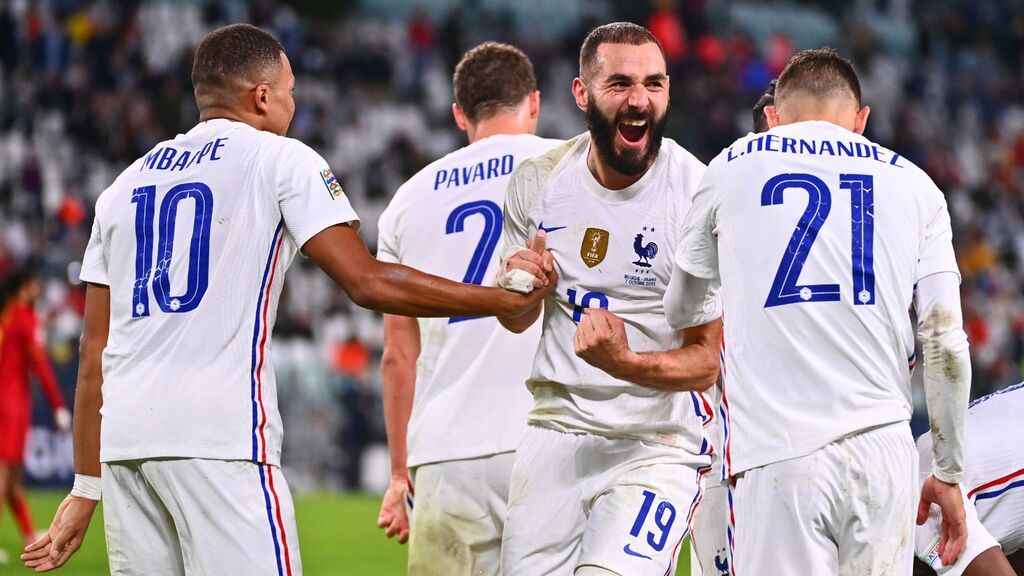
top-left (2, 0), bottom-right (1024, 490)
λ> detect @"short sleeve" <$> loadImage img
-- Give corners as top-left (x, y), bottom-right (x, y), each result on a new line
top-left (675, 158), bottom-right (722, 281)
top-left (917, 182), bottom-right (960, 283)
top-left (269, 139), bottom-right (360, 250)
top-left (376, 202), bottom-right (401, 265)
top-left (497, 160), bottom-right (535, 256)
top-left (80, 207), bottom-right (110, 286)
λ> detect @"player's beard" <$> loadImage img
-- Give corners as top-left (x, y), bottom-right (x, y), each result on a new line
top-left (586, 97), bottom-right (669, 177)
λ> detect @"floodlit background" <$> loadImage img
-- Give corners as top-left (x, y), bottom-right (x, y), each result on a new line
top-left (1, 0), bottom-right (1023, 573)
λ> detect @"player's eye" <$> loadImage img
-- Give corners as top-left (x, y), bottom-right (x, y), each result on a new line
top-left (645, 81), bottom-right (664, 90)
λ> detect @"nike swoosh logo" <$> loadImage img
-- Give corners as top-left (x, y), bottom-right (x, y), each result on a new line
top-left (622, 544), bottom-right (651, 560)
top-left (537, 221), bottom-right (567, 233)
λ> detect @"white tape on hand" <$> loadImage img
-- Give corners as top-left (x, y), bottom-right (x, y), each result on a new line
top-left (497, 245), bottom-right (536, 294)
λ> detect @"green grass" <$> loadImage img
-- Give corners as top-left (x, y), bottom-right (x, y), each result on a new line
top-left (1, 491), bottom-right (690, 574)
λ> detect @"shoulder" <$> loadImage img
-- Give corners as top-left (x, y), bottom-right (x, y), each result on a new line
top-left (257, 133), bottom-right (327, 166)
top-left (512, 133), bottom-right (587, 190)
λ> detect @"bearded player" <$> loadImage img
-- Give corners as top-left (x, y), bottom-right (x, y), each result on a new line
top-left (22, 24), bottom-right (550, 574)
top-left (497, 22), bottom-right (721, 576)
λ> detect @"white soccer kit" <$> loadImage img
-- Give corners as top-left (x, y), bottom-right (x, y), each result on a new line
top-left (498, 133), bottom-right (714, 575)
top-left (376, 133), bottom-right (559, 575)
top-left (675, 120), bottom-right (961, 574)
top-left (81, 118), bottom-right (359, 575)
top-left (916, 382), bottom-right (1024, 574)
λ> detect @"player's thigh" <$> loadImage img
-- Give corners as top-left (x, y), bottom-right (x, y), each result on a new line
top-left (836, 424), bottom-right (917, 576)
top-left (140, 458), bottom-right (301, 576)
top-left (732, 455), bottom-right (839, 576)
top-left (408, 454), bottom-right (511, 576)
top-left (916, 483), bottom-right (998, 576)
top-left (102, 461), bottom-right (185, 576)
top-left (577, 461), bottom-right (702, 576)
top-left (689, 481), bottom-right (733, 576)
top-left (501, 426), bottom-right (588, 576)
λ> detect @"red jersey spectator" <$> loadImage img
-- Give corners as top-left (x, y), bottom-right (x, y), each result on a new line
top-left (0, 267), bottom-right (69, 551)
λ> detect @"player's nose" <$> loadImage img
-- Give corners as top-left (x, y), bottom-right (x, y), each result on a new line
top-left (626, 83), bottom-right (651, 109)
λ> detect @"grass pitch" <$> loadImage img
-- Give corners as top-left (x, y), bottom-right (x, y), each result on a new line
top-left (1, 491), bottom-right (691, 574)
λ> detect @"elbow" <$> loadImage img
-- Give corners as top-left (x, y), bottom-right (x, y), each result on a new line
top-left (498, 316), bottom-right (528, 334)
top-left (78, 333), bottom-right (105, 360)
top-left (691, 363), bottom-right (719, 392)
top-left (347, 277), bottom-right (383, 310)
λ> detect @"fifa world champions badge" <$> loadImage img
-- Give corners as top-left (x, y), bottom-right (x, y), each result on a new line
top-left (580, 227), bottom-right (609, 268)
top-left (321, 168), bottom-right (345, 200)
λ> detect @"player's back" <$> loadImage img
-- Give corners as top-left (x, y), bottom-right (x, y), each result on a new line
top-left (377, 133), bottom-right (559, 467)
top-left (709, 120), bottom-right (958, 474)
top-left (81, 118), bottom-right (358, 466)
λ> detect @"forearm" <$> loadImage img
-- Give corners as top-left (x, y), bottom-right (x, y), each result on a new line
top-left (498, 302), bottom-right (542, 333)
top-left (381, 315), bottom-right (418, 479)
top-left (917, 272), bottom-right (971, 484)
top-left (73, 338), bottom-right (103, 477)
top-left (612, 340), bottom-right (719, 392)
top-left (358, 262), bottom-right (520, 318)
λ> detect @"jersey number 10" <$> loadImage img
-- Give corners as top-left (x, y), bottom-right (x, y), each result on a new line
top-left (129, 182), bottom-right (213, 318)
top-left (762, 173), bottom-right (875, 308)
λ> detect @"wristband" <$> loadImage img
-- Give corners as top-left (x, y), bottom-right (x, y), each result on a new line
top-left (70, 474), bottom-right (102, 501)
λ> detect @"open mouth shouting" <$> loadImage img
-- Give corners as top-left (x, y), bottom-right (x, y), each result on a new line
top-left (617, 116), bottom-right (650, 151)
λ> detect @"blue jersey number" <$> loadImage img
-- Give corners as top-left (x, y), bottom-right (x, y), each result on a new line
top-left (628, 489), bottom-right (677, 552)
top-left (762, 173), bottom-right (876, 308)
top-left (446, 200), bottom-right (502, 324)
top-left (567, 288), bottom-right (609, 322)
top-left (130, 182), bottom-right (213, 317)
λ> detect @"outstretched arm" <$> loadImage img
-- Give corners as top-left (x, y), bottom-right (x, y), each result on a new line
top-left (22, 284), bottom-right (108, 572)
top-left (574, 308), bottom-right (721, 391)
top-left (303, 224), bottom-right (554, 318)
top-left (376, 313), bottom-right (419, 544)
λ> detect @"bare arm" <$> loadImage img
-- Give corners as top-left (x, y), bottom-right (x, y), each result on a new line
top-left (22, 284), bottom-right (108, 572)
top-left (574, 308), bottom-right (722, 392)
top-left (376, 313), bottom-right (419, 544)
top-left (303, 224), bottom-right (553, 318)
top-left (962, 547), bottom-right (1015, 576)
top-left (73, 285), bottom-right (108, 478)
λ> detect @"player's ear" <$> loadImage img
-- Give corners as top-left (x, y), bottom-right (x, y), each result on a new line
top-left (854, 105), bottom-right (871, 135)
top-left (572, 77), bottom-right (588, 112)
top-left (528, 90), bottom-right (540, 120)
top-left (452, 103), bottom-right (469, 133)
top-left (254, 82), bottom-right (271, 116)
top-left (765, 105), bottom-right (780, 129)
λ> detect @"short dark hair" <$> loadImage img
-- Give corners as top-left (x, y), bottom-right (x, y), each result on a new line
top-left (753, 79), bottom-right (777, 133)
top-left (579, 22), bottom-right (665, 81)
top-left (776, 47), bottom-right (861, 106)
top-left (192, 24), bottom-right (285, 95)
top-left (453, 42), bottom-right (537, 123)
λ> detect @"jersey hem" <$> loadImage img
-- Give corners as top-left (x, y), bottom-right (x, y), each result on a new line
top-left (730, 416), bottom-right (910, 476)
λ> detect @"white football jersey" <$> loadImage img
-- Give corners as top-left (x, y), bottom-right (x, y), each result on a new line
top-left (501, 133), bottom-right (713, 456)
top-left (917, 382), bottom-right (1024, 556)
top-left (80, 119), bottom-right (359, 466)
top-left (677, 120), bottom-right (959, 476)
top-left (376, 133), bottom-right (560, 468)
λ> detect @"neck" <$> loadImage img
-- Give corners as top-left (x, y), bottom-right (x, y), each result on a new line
top-left (199, 107), bottom-right (264, 131)
top-left (778, 101), bottom-right (857, 132)
top-left (586, 145), bottom-right (646, 190)
top-left (466, 115), bottom-right (534, 144)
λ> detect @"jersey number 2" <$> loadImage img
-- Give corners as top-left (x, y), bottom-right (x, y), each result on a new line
top-left (762, 173), bottom-right (875, 308)
top-left (446, 200), bottom-right (502, 324)
top-left (130, 182), bottom-right (213, 318)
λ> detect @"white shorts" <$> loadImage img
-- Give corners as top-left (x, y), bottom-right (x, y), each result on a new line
top-left (501, 424), bottom-right (710, 576)
top-left (689, 480), bottom-right (732, 576)
top-left (732, 422), bottom-right (917, 576)
top-left (408, 452), bottom-right (515, 576)
top-left (102, 458), bottom-right (300, 576)
top-left (915, 483), bottom-right (1000, 575)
